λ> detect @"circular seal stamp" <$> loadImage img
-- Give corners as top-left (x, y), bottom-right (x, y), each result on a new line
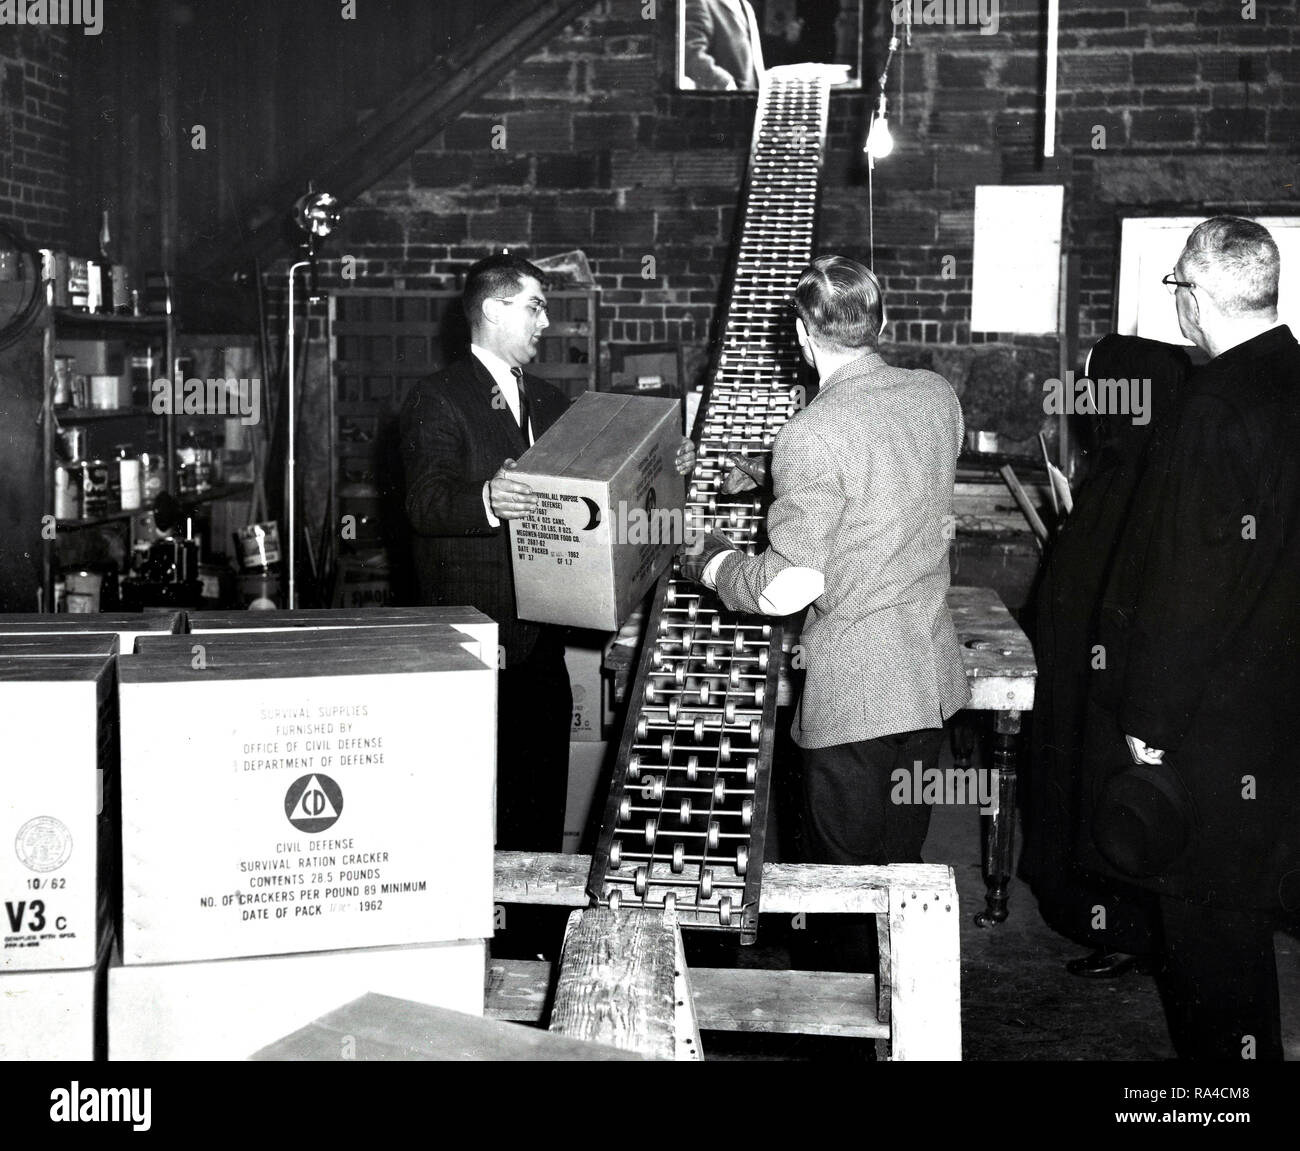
top-left (15, 816), bottom-right (73, 873)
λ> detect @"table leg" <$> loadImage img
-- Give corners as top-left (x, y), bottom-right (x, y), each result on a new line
top-left (977, 709), bottom-right (1021, 927)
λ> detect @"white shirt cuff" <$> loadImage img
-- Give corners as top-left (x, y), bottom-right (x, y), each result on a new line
top-left (756, 566), bottom-right (825, 616)
top-left (483, 481), bottom-right (500, 528)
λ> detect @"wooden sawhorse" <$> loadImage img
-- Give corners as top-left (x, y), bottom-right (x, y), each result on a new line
top-left (490, 852), bottom-right (961, 1060)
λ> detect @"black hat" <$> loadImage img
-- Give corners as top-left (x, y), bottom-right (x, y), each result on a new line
top-left (1092, 761), bottom-right (1195, 878)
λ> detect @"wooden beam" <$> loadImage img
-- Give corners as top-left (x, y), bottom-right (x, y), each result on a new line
top-left (887, 877), bottom-right (962, 1060)
top-left (671, 916), bottom-right (703, 1061)
top-left (493, 851), bottom-right (956, 914)
top-left (188, 0), bottom-right (595, 277)
top-left (548, 908), bottom-right (678, 1060)
top-left (486, 959), bottom-right (889, 1040)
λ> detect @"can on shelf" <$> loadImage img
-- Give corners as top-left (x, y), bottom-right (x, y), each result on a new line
top-left (140, 451), bottom-right (164, 503)
top-left (52, 355), bottom-right (76, 406)
top-left (56, 425), bottom-right (86, 463)
top-left (54, 464), bottom-right (81, 520)
top-left (89, 374), bottom-right (119, 411)
top-left (81, 459), bottom-right (111, 519)
top-left (117, 448), bottom-right (142, 511)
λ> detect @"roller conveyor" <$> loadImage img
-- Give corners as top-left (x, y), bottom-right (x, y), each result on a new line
top-left (586, 66), bottom-right (831, 943)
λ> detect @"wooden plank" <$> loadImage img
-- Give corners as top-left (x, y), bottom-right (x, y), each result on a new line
top-left (485, 958), bottom-right (887, 1039)
top-left (485, 960), bottom-right (551, 1023)
top-left (548, 908), bottom-right (677, 1060)
top-left (671, 915), bottom-right (703, 1061)
top-left (494, 851), bottom-right (955, 914)
top-left (250, 992), bottom-right (643, 1061)
top-left (887, 873), bottom-right (962, 1060)
top-left (691, 969), bottom-right (886, 1039)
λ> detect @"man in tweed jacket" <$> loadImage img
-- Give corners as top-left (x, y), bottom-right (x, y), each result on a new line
top-left (685, 256), bottom-right (969, 897)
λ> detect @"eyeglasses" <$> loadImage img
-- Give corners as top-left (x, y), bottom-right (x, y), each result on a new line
top-left (1162, 274), bottom-right (1195, 296)
top-left (492, 297), bottom-right (549, 319)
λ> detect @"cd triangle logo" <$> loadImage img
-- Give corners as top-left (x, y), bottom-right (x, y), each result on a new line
top-left (284, 773), bottom-right (344, 833)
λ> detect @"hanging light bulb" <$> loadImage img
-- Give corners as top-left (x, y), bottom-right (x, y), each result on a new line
top-left (864, 94), bottom-right (893, 162)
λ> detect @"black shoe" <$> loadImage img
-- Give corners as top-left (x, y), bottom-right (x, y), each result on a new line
top-left (1066, 949), bottom-right (1142, 978)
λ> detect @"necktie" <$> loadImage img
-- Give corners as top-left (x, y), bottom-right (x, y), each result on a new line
top-left (512, 367), bottom-right (531, 444)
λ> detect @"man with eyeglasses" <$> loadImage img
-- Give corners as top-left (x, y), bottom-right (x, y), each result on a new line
top-left (400, 253), bottom-right (695, 859)
top-left (1082, 216), bottom-right (1300, 1060)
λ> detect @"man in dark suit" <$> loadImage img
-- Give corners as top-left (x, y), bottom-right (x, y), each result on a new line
top-left (1084, 217), bottom-right (1300, 1060)
top-left (400, 254), bottom-right (573, 851)
top-left (401, 254), bottom-right (697, 853)
top-left (684, 0), bottom-right (765, 91)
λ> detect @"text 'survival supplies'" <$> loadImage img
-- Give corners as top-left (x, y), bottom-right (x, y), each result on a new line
top-left (118, 627), bottom-right (496, 964)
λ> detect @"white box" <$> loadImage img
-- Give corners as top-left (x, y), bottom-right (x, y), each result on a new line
top-left (0, 610), bottom-right (183, 657)
top-left (118, 646), bottom-right (496, 964)
top-left (185, 607), bottom-right (497, 661)
top-left (108, 939), bottom-right (484, 1060)
top-left (563, 740), bottom-right (610, 853)
top-left (564, 636), bottom-right (609, 742)
top-left (509, 392), bottom-right (684, 631)
top-left (1, 658), bottom-right (114, 971)
top-left (0, 934), bottom-right (110, 1060)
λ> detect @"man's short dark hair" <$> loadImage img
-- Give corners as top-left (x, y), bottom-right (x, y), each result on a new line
top-left (1181, 216), bottom-right (1280, 317)
top-left (794, 255), bottom-right (884, 350)
top-left (462, 254), bottom-right (547, 326)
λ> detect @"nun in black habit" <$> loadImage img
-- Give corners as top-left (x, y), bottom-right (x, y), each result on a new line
top-left (1022, 333), bottom-right (1193, 972)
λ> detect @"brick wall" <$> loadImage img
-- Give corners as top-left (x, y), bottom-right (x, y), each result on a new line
top-left (304, 0), bottom-right (1298, 450)
top-left (0, 26), bottom-right (71, 248)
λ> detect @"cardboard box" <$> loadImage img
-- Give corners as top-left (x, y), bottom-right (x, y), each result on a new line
top-left (563, 740), bottom-right (610, 854)
top-left (0, 656), bottom-right (115, 971)
top-left (184, 606), bottom-right (498, 666)
top-left (0, 932), bottom-right (110, 1060)
top-left (0, 610), bottom-right (183, 658)
top-left (107, 939), bottom-right (484, 1060)
top-left (564, 635), bottom-right (610, 742)
top-left (118, 638), bottom-right (496, 964)
top-left (509, 392), bottom-right (684, 631)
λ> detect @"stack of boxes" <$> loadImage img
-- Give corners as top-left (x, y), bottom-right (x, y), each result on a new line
top-left (109, 611), bottom-right (497, 1059)
top-left (1, 607), bottom-right (499, 1061)
top-left (0, 614), bottom-right (183, 1060)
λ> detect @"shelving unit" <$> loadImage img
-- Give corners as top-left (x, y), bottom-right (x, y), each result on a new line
top-left (1, 305), bottom-right (266, 612)
top-left (41, 308), bottom-right (173, 611)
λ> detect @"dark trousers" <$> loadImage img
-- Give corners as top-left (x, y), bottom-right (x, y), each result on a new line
top-left (495, 629), bottom-right (571, 853)
top-left (1156, 896), bottom-right (1282, 1062)
top-left (797, 727), bottom-right (946, 972)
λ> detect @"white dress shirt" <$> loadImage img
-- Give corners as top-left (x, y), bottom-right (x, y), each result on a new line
top-left (473, 344), bottom-right (532, 526)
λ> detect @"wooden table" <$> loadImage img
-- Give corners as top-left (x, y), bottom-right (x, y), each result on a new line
top-left (605, 584), bottom-right (1037, 927)
top-left (945, 585), bottom-right (1037, 925)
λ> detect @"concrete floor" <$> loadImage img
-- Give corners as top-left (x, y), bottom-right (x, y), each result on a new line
top-left (687, 731), bottom-right (1300, 1062)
